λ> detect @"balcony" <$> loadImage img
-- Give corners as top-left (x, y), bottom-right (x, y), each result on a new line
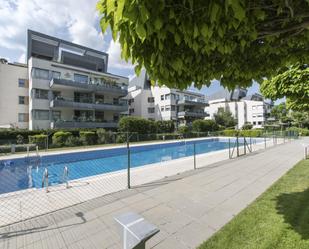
top-left (51, 120), bottom-right (118, 129)
top-left (50, 98), bottom-right (128, 112)
top-left (177, 98), bottom-right (208, 107)
top-left (50, 78), bottom-right (128, 96)
top-left (178, 111), bottom-right (207, 118)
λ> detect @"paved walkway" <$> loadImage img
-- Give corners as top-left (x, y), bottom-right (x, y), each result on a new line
top-left (0, 138), bottom-right (307, 249)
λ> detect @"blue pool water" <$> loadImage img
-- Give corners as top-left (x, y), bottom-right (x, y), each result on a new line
top-left (0, 138), bottom-right (242, 194)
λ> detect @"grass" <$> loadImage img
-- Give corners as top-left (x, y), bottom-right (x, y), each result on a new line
top-left (199, 159), bottom-right (309, 249)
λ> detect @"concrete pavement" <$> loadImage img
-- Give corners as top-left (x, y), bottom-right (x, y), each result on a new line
top-left (0, 138), bottom-right (307, 249)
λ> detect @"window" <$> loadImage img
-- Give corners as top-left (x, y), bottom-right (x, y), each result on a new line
top-left (34, 89), bottom-right (49, 99)
top-left (32, 68), bottom-right (49, 80)
top-left (128, 98), bottom-right (134, 105)
top-left (161, 95), bottom-right (164, 101)
top-left (51, 71), bottom-right (61, 79)
top-left (165, 105), bottom-right (171, 111)
top-left (161, 106), bottom-right (165, 111)
top-left (258, 121), bottom-right (262, 125)
top-left (171, 105), bottom-right (176, 111)
top-left (148, 97), bottom-right (154, 103)
top-left (148, 107), bottom-right (155, 113)
top-left (74, 73), bottom-right (88, 84)
top-left (52, 91), bottom-right (61, 99)
top-left (18, 113), bottom-right (28, 122)
top-left (165, 94), bottom-right (171, 100)
top-left (52, 111), bottom-right (61, 121)
top-left (113, 115), bottom-right (119, 122)
top-left (33, 110), bottom-right (49, 120)
top-left (129, 108), bottom-right (134, 114)
top-left (113, 98), bottom-right (119, 105)
top-left (253, 121), bottom-right (256, 125)
top-left (95, 111), bottom-right (105, 121)
top-left (18, 79), bottom-right (26, 87)
top-left (19, 96), bottom-right (25, 105)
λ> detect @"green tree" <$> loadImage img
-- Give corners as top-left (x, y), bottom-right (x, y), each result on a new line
top-left (97, 1), bottom-right (309, 89)
top-left (270, 103), bottom-right (288, 123)
top-left (261, 64), bottom-right (309, 111)
top-left (214, 108), bottom-right (237, 128)
top-left (155, 120), bottom-right (175, 133)
top-left (118, 116), bottom-right (156, 134)
top-left (192, 119), bottom-right (218, 133)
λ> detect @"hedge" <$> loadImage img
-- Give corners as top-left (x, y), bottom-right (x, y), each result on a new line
top-left (52, 131), bottom-right (72, 147)
top-left (79, 131), bottom-right (97, 145)
top-left (192, 120), bottom-right (218, 132)
top-left (28, 134), bottom-right (48, 148)
top-left (287, 127), bottom-right (309, 136)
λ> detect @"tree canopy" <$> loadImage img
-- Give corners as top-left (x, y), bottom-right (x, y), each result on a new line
top-left (97, 0), bottom-right (309, 89)
top-left (260, 64), bottom-right (309, 111)
top-left (214, 108), bottom-right (237, 128)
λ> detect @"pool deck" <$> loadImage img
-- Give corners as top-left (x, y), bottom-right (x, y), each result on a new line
top-left (0, 137), bottom-right (306, 249)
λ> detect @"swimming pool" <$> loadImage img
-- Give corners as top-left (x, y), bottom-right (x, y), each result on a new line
top-left (0, 138), bottom-right (246, 194)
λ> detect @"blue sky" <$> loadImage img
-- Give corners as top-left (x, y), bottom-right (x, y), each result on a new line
top-left (0, 0), bottom-right (278, 100)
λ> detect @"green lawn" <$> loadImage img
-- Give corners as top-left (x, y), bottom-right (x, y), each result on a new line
top-left (199, 159), bottom-right (309, 249)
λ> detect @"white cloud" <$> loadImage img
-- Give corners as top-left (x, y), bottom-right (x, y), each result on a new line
top-left (0, 0), bottom-right (105, 56)
top-left (107, 39), bottom-right (134, 70)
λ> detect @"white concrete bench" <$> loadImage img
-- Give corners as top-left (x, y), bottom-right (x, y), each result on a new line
top-left (114, 212), bottom-right (159, 249)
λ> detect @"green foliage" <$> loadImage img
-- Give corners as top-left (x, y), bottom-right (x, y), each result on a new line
top-left (214, 108), bottom-right (237, 128)
top-left (155, 120), bottom-right (175, 133)
top-left (287, 127), bottom-right (309, 136)
top-left (261, 64), bottom-right (309, 111)
top-left (28, 134), bottom-right (47, 148)
top-left (79, 131), bottom-right (97, 145)
top-left (242, 123), bottom-right (253, 130)
top-left (97, 1), bottom-right (309, 89)
top-left (289, 111), bottom-right (309, 129)
top-left (64, 136), bottom-right (82, 147)
top-left (97, 129), bottom-right (115, 144)
top-left (16, 134), bottom-right (24, 144)
top-left (52, 131), bottom-right (72, 147)
top-left (118, 116), bottom-right (156, 134)
top-left (222, 129), bottom-right (238, 137)
top-left (192, 119), bottom-right (218, 133)
top-left (221, 129), bottom-right (262, 137)
top-left (178, 125), bottom-right (190, 135)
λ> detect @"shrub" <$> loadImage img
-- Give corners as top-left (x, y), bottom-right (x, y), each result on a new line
top-left (178, 125), bottom-right (190, 135)
top-left (287, 127), bottom-right (309, 136)
top-left (65, 136), bottom-right (81, 147)
top-left (242, 123), bottom-right (253, 130)
top-left (118, 116), bottom-right (156, 134)
top-left (28, 134), bottom-right (47, 148)
top-left (79, 131), bottom-right (97, 145)
top-left (16, 134), bottom-right (24, 144)
top-left (222, 129), bottom-right (238, 137)
top-left (52, 131), bottom-right (72, 147)
top-left (240, 129), bottom-right (263, 137)
top-left (155, 120), bottom-right (175, 133)
top-left (97, 129), bottom-right (115, 144)
top-left (192, 119), bottom-right (218, 133)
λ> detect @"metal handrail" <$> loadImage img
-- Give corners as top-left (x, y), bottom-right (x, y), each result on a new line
top-left (42, 168), bottom-right (49, 192)
top-left (63, 166), bottom-right (69, 188)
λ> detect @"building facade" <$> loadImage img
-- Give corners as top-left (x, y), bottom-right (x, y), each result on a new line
top-left (0, 60), bottom-right (29, 129)
top-left (205, 88), bottom-right (273, 129)
top-left (127, 70), bottom-right (208, 126)
top-left (0, 30), bottom-right (128, 130)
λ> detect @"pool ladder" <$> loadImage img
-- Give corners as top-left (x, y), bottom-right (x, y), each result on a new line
top-left (42, 166), bottom-right (69, 192)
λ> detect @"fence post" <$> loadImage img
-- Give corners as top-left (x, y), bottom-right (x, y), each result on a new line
top-left (127, 132), bottom-right (131, 189)
top-left (236, 135), bottom-right (239, 157)
top-left (228, 138), bottom-right (231, 159)
top-left (193, 142), bottom-right (196, 170)
top-left (243, 137), bottom-right (246, 155)
top-left (264, 136), bottom-right (266, 149)
top-left (250, 137), bottom-right (252, 152)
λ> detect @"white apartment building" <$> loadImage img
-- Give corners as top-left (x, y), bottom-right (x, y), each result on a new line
top-left (205, 88), bottom-right (273, 129)
top-left (0, 30), bottom-right (128, 130)
top-left (0, 60), bottom-right (29, 129)
top-left (127, 70), bottom-right (208, 126)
